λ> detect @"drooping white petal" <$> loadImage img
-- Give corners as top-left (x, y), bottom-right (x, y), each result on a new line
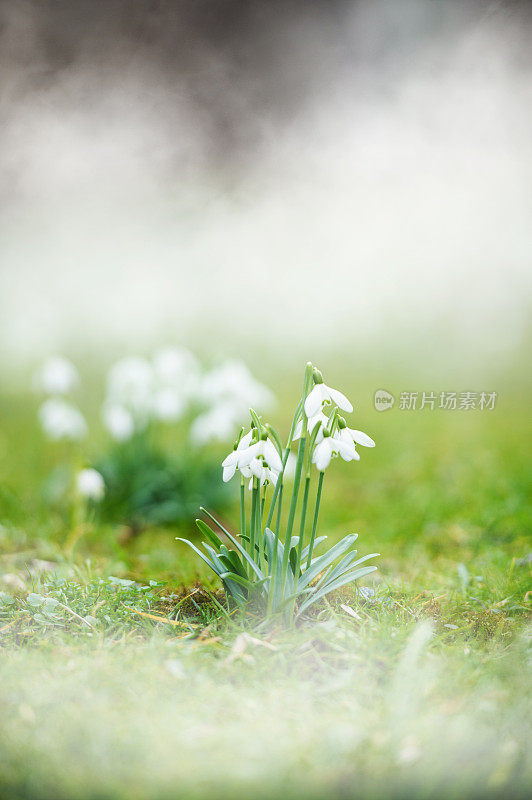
top-left (293, 419), bottom-right (303, 440)
top-left (249, 458), bottom-right (264, 480)
top-left (262, 439), bottom-right (283, 472)
top-left (221, 450), bottom-right (239, 468)
top-left (327, 386), bottom-right (353, 413)
top-left (238, 430), bottom-right (253, 450)
top-left (294, 412), bottom-right (324, 441)
top-left (222, 463), bottom-right (237, 482)
top-left (337, 439), bottom-right (360, 462)
top-left (349, 428), bottom-right (375, 448)
top-left (304, 384), bottom-right (326, 417)
top-left (234, 441), bottom-right (261, 467)
top-left (313, 439), bottom-right (333, 471)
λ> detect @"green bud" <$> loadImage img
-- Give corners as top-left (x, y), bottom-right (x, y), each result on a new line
top-left (260, 431), bottom-right (268, 441)
top-left (337, 416), bottom-right (347, 429)
top-left (323, 428), bottom-right (331, 438)
top-left (313, 368), bottom-right (324, 384)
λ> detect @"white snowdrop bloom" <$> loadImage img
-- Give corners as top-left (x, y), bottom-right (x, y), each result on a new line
top-left (76, 468), bottom-right (105, 501)
top-left (152, 387), bottom-right (185, 422)
top-left (294, 411), bottom-right (329, 442)
top-left (312, 432), bottom-right (359, 472)
top-left (39, 399), bottom-right (87, 441)
top-left (106, 357), bottom-right (154, 417)
top-left (241, 457), bottom-right (279, 489)
top-left (153, 347), bottom-right (199, 385)
top-left (35, 356), bottom-right (79, 395)
top-left (220, 430), bottom-right (253, 481)
top-left (102, 404), bottom-right (135, 441)
top-left (283, 451), bottom-right (297, 479)
top-left (304, 379), bottom-right (353, 417)
top-left (338, 426), bottom-right (375, 449)
top-left (222, 434), bottom-right (282, 483)
top-left (190, 403), bottom-right (240, 446)
top-left (199, 360), bottom-right (275, 415)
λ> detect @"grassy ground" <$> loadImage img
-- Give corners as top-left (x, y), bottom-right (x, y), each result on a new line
top-left (0, 368), bottom-right (530, 799)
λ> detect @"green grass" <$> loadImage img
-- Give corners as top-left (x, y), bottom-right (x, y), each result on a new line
top-left (0, 370), bottom-right (530, 799)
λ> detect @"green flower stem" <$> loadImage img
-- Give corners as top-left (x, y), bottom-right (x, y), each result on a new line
top-left (249, 478), bottom-right (259, 572)
top-left (265, 398), bottom-right (302, 530)
top-left (275, 482), bottom-right (283, 537)
top-left (306, 471), bottom-right (324, 570)
top-left (285, 471), bottom-right (311, 622)
top-left (279, 432), bottom-right (306, 596)
top-left (258, 485), bottom-right (267, 568)
top-left (240, 480), bottom-right (246, 540)
top-left (295, 475), bottom-right (310, 577)
top-left (266, 482), bottom-right (283, 616)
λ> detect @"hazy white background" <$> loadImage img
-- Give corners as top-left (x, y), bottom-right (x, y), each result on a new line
top-left (1, 0), bottom-right (531, 366)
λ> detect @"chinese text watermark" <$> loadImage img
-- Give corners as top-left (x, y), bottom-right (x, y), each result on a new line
top-left (374, 390), bottom-right (497, 412)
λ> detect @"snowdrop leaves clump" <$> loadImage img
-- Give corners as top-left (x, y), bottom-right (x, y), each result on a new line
top-left (179, 362), bottom-right (378, 624)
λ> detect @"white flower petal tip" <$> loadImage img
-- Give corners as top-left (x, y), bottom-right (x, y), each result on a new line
top-left (327, 387), bottom-right (353, 413)
top-left (304, 385), bottom-right (326, 417)
top-left (222, 463), bottom-right (237, 482)
top-left (304, 382), bottom-right (353, 416)
top-left (350, 429), bottom-right (375, 448)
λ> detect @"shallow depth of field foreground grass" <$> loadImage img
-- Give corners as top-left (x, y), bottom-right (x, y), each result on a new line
top-left (0, 367), bottom-right (530, 800)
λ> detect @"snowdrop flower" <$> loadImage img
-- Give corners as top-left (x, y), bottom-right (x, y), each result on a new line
top-left (34, 356), bottom-right (79, 395)
top-left (39, 399), bottom-right (87, 441)
top-left (304, 372), bottom-right (353, 417)
top-left (102, 404), bottom-right (135, 441)
top-left (153, 347), bottom-right (199, 385)
top-left (283, 451), bottom-right (297, 479)
top-left (338, 423), bottom-right (375, 449)
top-left (222, 433), bottom-right (282, 483)
top-left (152, 387), bottom-right (185, 422)
top-left (106, 357), bottom-right (154, 418)
top-left (221, 430), bottom-right (254, 481)
top-left (153, 347), bottom-right (200, 404)
top-left (241, 457), bottom-right (279, 489)
top-left (190, 403), bottom-right (241, 446)
top-left (293, 411), bottom-right (329, 442)
top-left (76, 468), bottom-right (105, 501)
top-left (312, 430), bottom-right (359, 472)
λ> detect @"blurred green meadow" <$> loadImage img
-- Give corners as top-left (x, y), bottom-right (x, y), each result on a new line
top-left (0, 352), bottom-right (530, 800)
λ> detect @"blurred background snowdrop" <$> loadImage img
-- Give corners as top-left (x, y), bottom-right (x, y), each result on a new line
top-left (34, 356), bottom-right (87, 442)
top-left (191, 360), bottom-right (275, 446)
top-left (34, 356), bottom-right (79, 395)
top-left (38, 398), bottom-right (87, 442)
top-left (33, 348), bottom-right (275, 531)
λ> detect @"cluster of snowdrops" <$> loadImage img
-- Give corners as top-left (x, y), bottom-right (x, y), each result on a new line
top-left (180, 362), bottom-right (378, 623)
top-left (34, 349), bottom-right (275, 526)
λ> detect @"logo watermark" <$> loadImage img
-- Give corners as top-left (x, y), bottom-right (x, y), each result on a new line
top-left (374, 389), bottom-right (395, 411)
top-left (374, 390), bottom-right (497, 411)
